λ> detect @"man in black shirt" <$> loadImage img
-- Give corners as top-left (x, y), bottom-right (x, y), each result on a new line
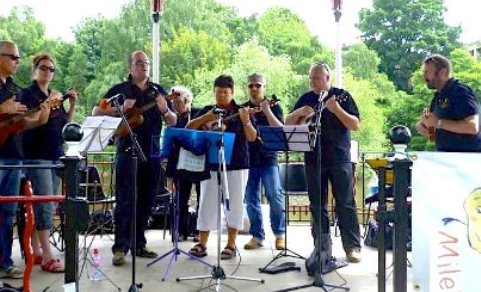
top-left (92, 50), bottom-right (176, 266)
top-left (241, 73), bottom-right (285, 251)
top-left (416, 54), bottom-right (481, 152)
top-left (286, 63), bottom-right (362, 263)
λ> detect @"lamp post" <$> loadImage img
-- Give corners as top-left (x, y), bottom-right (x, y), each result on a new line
top-left (151, 0), bottom-right (164, 84)
top-left (332, 0), bottom-right (343, 88)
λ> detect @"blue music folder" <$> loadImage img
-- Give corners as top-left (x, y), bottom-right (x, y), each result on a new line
top-left (161, 127), bottom-right (235, 164)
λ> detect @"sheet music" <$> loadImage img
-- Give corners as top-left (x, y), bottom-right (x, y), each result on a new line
top-left (78, 116), bottom-right (122, 153)
top-left (283, 125), bottom-right (311, 152)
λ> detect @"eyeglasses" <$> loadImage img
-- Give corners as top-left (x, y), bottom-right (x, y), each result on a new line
top-left (425, 56), bottom-right (439, 65)
top-left (37, 65), bottom-right (55, 73)
top-left (248, 83), bottom-right (262, 89)
top-left (313, 62), bottom-right (331, 74)
top-left (0, 53), bottom-right (21, 61)
top-left (132, 60), bottom-right (150, 66)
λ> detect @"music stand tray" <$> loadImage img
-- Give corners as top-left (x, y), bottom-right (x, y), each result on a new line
top-left (78, 116), bottom-right (121, 155)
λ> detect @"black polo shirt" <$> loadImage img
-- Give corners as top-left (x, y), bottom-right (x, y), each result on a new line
top-left (241, 99), bottom-right (283, 167)
top-left (19, 81), bottom-right (69, 160)
top-left (292, 88), bottom-right (360, 166)
top-left (0, 76), bottom-right (22, 159)
top-left (430, 78), bottom-right (481, 152)
top-left (103, 80), bottom-right (169, 158)
top-left (195, 101), bottom-right (254, 171)
top-left (174, 107), bottom-right (201, 129)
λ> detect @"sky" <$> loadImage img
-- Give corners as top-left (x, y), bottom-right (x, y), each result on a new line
top-left (1, 0), bottom-right (480, 49)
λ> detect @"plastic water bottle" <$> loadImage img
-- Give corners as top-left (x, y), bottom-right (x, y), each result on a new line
top-left (90, 248), bottom-right (102, 281)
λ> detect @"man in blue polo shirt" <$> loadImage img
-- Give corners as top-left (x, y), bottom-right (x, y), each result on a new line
top-left (416, 54), bottom-right (481, 152)
top-left (286, 63), bottom-right (362, 263)
top-left (242, 73), bottom-right (285, 251)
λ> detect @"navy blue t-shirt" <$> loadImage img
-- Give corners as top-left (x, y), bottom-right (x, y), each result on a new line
top-left (430, 78), bottom-right (481, 152)
top-left (103, 80), bottom-right (169, 158)
top-left (0, 77), bottom-right (23, 159)
top-left (292, 88), bottom-right (359, 166)
top-left (19, 81), bottom-right (68, 160)
top-left (241, 99), bottom-right (283, 167)
top-left (174, 107), bottom-right (201, 129)
top-left (195, 101), bottom-right (254, 171)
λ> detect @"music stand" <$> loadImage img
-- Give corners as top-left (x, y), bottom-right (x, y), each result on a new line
top-left (176, 113), bottom-right (264, 290)
top-left (147, 128), bottom-right (214, 281)
top-left (257, 125), bottom-right (311, 274)
top-left (77, 116), bottom-right (122, 291)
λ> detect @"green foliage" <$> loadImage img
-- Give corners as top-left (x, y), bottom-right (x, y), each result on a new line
top-left (358, 0), bottom-right (462, 91)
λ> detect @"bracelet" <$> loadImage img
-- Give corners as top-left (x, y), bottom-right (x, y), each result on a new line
top-left (436, 119), bottom-right (442, 130)
top-left (243, 121), bottom-right (251, 127)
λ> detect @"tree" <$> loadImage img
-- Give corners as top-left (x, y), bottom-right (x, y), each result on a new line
top-left (358, 0), bottom-right (462, 91)
top-left (257, 7), bottom-right (334, 74)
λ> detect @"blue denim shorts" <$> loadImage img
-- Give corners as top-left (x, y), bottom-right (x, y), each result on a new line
top-left (24, 160), bottom-right (61, 230)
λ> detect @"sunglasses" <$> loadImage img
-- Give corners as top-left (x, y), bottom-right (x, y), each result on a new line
top-left (248, 83), bottom-right (262, 89)
top-left (37, 65), bottom-right (55, 73)
top-left (132, 60), bottom-right (150, 66)
top-left (1, 53), bottom-right (21, 61)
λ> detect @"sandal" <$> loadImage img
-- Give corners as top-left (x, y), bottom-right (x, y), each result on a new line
top-left (34, 255), bottom-right (43, 265)
top-left (220, 246), bottom-right (237, 260)
top-left (189, 244), bottom-right (207, 258)
top-left (41, 258), bottom-right (65, 273)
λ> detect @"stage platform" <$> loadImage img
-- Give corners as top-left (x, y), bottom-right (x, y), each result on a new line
top-left (10, 225), bottom-right (413, 291)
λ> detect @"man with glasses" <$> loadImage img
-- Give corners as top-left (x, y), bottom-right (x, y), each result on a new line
top-left (416, 54), bottom-right (481, 152)
top-left (285, 63), bottom-right (362, 263)
top-left (241, 73), bottom-right (285, 251)
top-left (93, 50), bottom-right (176, 266)
top-left (0, 40), bottom-right (33, 279)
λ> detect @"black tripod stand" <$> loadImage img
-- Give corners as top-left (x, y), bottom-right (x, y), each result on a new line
top-left (112, 96), bottom-right (146, 292)
top-left (278, 91), bottom-right (349, 292)
top-left (177, 109), bottom-right (264, 290)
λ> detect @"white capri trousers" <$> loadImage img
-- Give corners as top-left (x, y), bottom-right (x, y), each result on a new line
top-left (197, 169), bottom-right (249, 231)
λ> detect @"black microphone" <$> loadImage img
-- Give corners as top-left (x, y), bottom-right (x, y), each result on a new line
top-left (105, 93), bottom-right (124, 104)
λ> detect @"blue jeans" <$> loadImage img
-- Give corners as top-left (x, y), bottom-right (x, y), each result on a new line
top-left (24, 160), bottom-right (61, 231)
top-left (0, 159), bottom-right (22, 269)
top-left (245, 164), bottom-right (285, 241)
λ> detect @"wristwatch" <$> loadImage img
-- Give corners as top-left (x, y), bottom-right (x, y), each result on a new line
top-left (436, 119), bottom-right (443, 130)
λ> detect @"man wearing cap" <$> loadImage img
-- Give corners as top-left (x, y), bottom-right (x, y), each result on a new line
top-left (242, 73), bottom-right (285, 250)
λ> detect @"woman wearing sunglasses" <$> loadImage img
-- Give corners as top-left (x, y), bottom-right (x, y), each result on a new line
top-left (19, 54), bottom-right (78, 273)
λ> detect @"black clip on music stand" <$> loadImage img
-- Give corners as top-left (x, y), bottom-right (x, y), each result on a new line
top-left (277, 94), bottom-right (350, 292)
top-left (77, 116), bottom-right (122, 291)
top-left (257, 125), bottom-right (311, 274)
top-left (110, 97), bottom-right (146, 292)
top-left (177, 110), bottom-right (265, 290)
top-left (146, 128), bottom-right (214, 281)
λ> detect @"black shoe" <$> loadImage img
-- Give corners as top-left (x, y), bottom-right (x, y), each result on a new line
top-left (193, 234), bottom-right (199, 243)
top-left (136, 247), bottom-right (158, 258)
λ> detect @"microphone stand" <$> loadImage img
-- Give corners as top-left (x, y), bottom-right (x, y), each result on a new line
top-left (278, 91), bottom-right (349, 292)
top-left (112, 98), bottom-right (146, 292)
top-left (177, 109), bottom-right (264, 290)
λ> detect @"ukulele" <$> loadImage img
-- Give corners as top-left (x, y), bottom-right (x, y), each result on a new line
top-left (204, 95), bottom-right (280, 131)
top-left (114, 89), bottom-right (180, 137)
top-left (0, 97), bottom-right (62, 146)
top-left (300, 91), bottom-right (349, 125)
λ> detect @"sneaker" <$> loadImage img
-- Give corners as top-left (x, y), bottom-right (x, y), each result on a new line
top-left (346, 249), bottom-right (362, 263)
top-left (275, 237), bottom-right (285, 250)
top-left (112, 251), bottom-right (126, 266)
top-left (0, 265), bottom-right (24, 279)
top-left (244, 237), bottom-right (263, 250)
top-left (136, 247), bottom-right (158, 258)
